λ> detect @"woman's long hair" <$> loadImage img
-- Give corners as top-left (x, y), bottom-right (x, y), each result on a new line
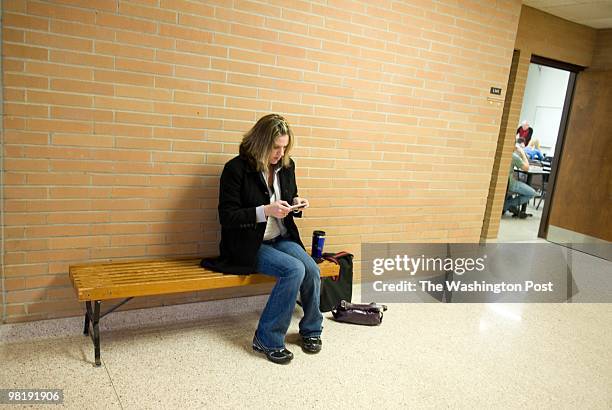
top-left (239, 114), bottom-right (294, 171)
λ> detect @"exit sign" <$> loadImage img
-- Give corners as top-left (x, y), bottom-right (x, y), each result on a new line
top-left (490, 87), bottom-right (502, 95)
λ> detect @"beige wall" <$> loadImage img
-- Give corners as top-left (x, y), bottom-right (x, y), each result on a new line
top-left (481, 6), bottom-right (598, 239)
top-left (1, 1), bottom-right (524, 323)
top-left (591, 29), bottom-right (612, 70)
top-left (514, 6), bottom-right (596, 67)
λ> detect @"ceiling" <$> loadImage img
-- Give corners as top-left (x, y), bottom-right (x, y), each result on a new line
top-left (523, 0), bottom-right (612, 28)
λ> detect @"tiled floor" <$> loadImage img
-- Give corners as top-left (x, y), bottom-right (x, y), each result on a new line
top-left (497, 199), bottom-right (547, 243)
top-left (1, 198), bottom-right (610, 409)
top-left (1, 286), bottom-right (611, 409)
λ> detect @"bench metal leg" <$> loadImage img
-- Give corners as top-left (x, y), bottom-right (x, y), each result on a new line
top-left (93, 301), bottom-right (101, 367)
top-left (82, 298), bottom-right (134, 367)
top-left (84, 300), bottom-right (102, 367)
top-left (83, 302), bottom-right (90, 336)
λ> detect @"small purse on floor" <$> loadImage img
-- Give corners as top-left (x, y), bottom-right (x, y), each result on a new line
top-left (331, 300), bottom-right (387, 326)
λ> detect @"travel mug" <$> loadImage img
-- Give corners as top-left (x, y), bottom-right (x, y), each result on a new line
top-left (311, 230), bottom-right (326, 259)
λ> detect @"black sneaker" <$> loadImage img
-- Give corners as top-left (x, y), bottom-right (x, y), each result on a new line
top-left (301, 336), bottom-right (322, 354)
top-left (252, 334), bottom-right (293, 364)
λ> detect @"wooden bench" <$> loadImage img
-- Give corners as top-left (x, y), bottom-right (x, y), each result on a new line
top-left (69, 257), bottom-right (340, 366)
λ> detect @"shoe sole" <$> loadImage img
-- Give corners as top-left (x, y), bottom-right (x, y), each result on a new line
top-left (301, 345), bottom-right (322, 354)
top-left (301, 339), bottom-right (322, 354)
top-left (252, 344), bottom-right (293, 364)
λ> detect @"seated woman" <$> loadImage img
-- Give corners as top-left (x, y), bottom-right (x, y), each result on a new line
top-left (208, 113), bottom-right (323, 364)
top-left (524, 138), bottom-right (544, 161)
top-left (504, 143), bottom-right (536, 219)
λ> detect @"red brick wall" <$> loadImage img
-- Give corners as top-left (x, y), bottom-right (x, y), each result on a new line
top-left (1, 0), bottom-right (522, 323)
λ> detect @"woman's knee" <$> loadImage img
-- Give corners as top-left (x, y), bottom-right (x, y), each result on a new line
top-left (283, 259), bottom-right (306, 281)
top-left (303, 260), bottom-right (320, 283)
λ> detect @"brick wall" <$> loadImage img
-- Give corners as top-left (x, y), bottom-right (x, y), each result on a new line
top-left (480, 49), bottom-right (521, 239)
top-left (482, 5), bottom-right (598, 239)
top-left (2, 0), bottom-right (522, 323)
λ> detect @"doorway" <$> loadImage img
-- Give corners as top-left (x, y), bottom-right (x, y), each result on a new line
top-left (489, 54), bottom-right (584, 242)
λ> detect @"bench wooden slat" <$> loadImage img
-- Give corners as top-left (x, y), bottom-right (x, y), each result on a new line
top-left (70, 259), bottom-right (202, 272)
top-left (73, 269), bottom-right (218, 280)
top-left (72, 266), bottom-right (216, 277)
top-left (70, 258), bottom-right (340, 302)
top-left (70, 257), bottom-right (200, 268)
top-left (73, 270), bottom-right (225, 282)
top-left (73, 273), bottom-right (239, 287)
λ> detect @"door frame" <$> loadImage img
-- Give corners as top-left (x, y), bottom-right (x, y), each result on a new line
top-left (530, 55), bottom-right (585, 239)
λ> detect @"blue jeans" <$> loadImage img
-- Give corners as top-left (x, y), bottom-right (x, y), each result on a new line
top-left (504, 181), bottom-right (536, 212)
top-left (255, 239), bottom-right (323, 349)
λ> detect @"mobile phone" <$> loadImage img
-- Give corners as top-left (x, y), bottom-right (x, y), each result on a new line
top-left (289, 203), bottom-right (307, 211)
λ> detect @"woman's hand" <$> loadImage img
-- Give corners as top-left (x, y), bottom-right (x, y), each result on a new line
top-left (292, 197), bottom-right (309, 212)
top-left (264, 200), bottom-right (291, 218)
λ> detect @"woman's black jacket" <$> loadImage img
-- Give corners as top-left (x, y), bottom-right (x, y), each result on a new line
top-left (202, 155), bottom-right (304, 274)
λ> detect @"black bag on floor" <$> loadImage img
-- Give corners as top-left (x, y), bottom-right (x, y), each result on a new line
top-left (319, 251), bottom-right (353, 312)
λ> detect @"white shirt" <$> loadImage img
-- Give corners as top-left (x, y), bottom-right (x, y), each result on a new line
top-left (257, 166), bottom-right (287, 241)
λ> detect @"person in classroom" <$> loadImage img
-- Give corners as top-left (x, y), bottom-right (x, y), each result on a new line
top-left (516, 120), bottom-right (534, 146)
top-left (503, 138), bottom-right (536, 219)
top-left (524, 138), bottom-right (544, 161)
